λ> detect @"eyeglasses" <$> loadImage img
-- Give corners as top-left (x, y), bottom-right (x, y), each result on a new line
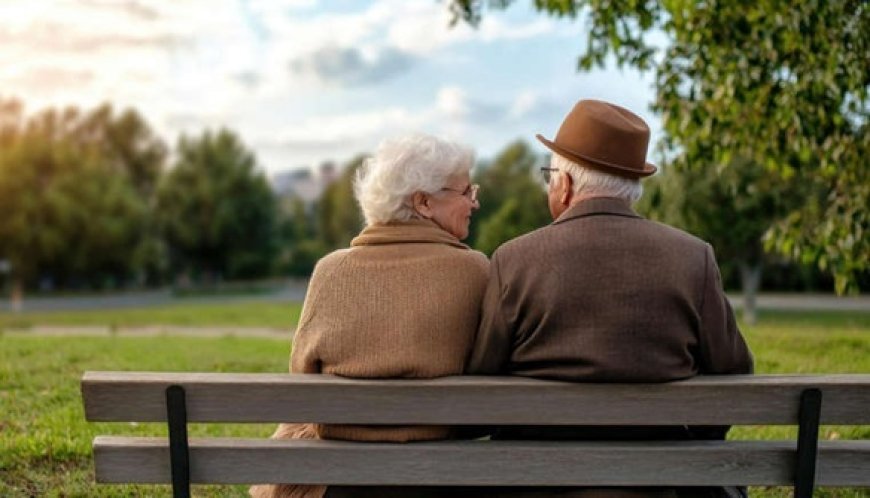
top-left (540, 167), bottom-right (560, 184)
top-left (440, 183), bottom-right (480, 203)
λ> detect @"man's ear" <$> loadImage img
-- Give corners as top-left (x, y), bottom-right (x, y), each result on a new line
top-left (559, 171), bottom-right (573, 206)
top-left (412, 191), bottom-right (433, 219)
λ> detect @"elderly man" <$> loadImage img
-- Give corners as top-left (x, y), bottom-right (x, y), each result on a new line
top-left (466, 99), bottom-right (753, 498)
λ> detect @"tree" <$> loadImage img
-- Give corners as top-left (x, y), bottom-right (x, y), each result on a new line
top-left (450, 0), bottom-right (870, 293)
top-left (470, 140), bottom-right (551, 254)
top-left (155, 129), bottom-right (278, 282)
top-left (277, 196), bottom-right (327, 277)
top-left (0, 102), bottom-right (150, 308)
top-left (316, 156), bottom-right (365, 250)
top-left (0, 105), bottom-right (68, 308)
top-left (75, 104), bottom-right (167, 198)
top-left (0, 99), bottom-right (22, 301)
top-left (74, 104), bottom-right (169, 283)
top-left (638, 158), bottom-right (803, 324)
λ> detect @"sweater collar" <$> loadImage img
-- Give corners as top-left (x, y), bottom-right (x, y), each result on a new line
top-left (351, 219), bottom-right (470, 249)
top-left (552, 197), bottom-right (642, 226)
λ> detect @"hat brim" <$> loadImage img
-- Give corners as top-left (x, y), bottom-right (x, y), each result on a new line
top-left (536, 134), bottom-right (657, 178)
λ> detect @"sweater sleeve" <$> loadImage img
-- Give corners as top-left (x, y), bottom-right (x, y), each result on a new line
top-left (289, 260), bottom-right (328, 374)
top-left (697, 244), bottom-right (754, 375)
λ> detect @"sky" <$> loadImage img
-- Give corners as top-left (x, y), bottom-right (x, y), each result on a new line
top-left (0, 0), bottom-right (659, 177)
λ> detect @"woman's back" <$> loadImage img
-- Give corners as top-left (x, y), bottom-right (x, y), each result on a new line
top-left (291, 220), bottom-right (489, 441)
top-left (251, 133), bottom-right (486, 498)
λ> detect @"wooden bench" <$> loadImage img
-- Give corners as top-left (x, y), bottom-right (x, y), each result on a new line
top-left (81, 372), bottom-right (870, 498)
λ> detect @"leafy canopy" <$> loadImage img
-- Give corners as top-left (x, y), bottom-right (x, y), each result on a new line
top-left (449, 0), bottom-right (869, 293)
top-left (0, 101), bottom-right (158, 287)
top-left (155, 129), bottom-right (278, 280)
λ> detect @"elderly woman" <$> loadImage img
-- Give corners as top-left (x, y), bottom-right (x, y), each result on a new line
top-left (251, 133), bottom-right (489, 498)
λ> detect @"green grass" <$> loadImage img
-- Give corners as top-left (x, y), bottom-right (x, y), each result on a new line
top-left (1, 309), bottom-right (869, 497)
top-left (1, 335), bottom-right (287, 497)
top-left (730, 311), bottom-right (870, 448)
top-left (0, 301), bottom-right (303, 330)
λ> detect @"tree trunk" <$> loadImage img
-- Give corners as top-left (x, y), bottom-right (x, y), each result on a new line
top-left (11, 277), bottom-right (23, 313)
top-left (738, 262), bottom-right (762, 325)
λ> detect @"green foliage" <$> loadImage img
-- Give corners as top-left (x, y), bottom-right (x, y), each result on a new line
top-left (470, 140), bottom-right (551, 254)
top-left (0, 101), bottom-right (158, 289)
top-left (477, 198), bottom-right (540, 255)
top-left (280, 238), bottom-right (329, 277)
top-left (155, 129), bottom-right (279, 281)
top-left (450, 0), bottom-right (870, 293)
top-left (277, 197), bottom-right (326, 276)
top-left (316, 156), bottom-right (365, 249)
top-left (273, 156), bottom-right (364, 276)
top-left (73, 103), bottom-right (167, 198)
top-left (637, 157), bottom-right (803, 288)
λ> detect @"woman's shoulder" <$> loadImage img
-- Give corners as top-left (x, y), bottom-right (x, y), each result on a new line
top-left (441, 246), bottom-right (489, 278)
top-left (462, 247), bottom-right (490, 270)
top-left (310, 248), bottom-right (352, 276)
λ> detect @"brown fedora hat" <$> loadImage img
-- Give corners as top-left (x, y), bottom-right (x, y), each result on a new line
top-left (536, 99), bottom-right (657, 178)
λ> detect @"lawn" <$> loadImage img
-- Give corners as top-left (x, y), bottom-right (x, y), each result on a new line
top-left (1, 307), bottom-right (868, 497)
top-left (0, 301), bottom-right (303, 330)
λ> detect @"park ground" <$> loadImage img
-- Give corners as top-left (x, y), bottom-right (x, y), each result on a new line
top-left (1, 298), bottom-right (869, 497)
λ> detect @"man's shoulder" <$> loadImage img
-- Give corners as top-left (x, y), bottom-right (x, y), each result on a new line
top-left (642, 218), bottom-right (710, 249)
top-left (492, 216), bottom-right (711, 264)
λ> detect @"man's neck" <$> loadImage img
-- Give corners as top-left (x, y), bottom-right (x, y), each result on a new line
top-left (569, 193), bottom-right (622, 207)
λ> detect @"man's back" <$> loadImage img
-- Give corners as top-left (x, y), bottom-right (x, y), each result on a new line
top-left (467, 98), bottom-right (754, 498)
top-left (467, 197), bottom-right (752, 381)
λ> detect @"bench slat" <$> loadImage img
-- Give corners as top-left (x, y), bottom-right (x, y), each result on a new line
top-left (82, 372), bottom-right (870, 424)
top-left (92, 437), bottom-right (870, 486)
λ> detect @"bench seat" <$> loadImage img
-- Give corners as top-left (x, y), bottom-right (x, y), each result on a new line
top-left (81, 372), bottom-right (870, 496)
top-left (93, 437), bottom-right (870, 486)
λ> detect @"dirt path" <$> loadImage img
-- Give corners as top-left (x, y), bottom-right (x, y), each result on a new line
top-left (726, 293), bottom-right (870, 312)
top-left (4, 325), bottom-right (293, 338)
top-left (4, 294), bottom-right (866, 339)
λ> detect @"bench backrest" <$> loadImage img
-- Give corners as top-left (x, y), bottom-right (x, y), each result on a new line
top-left (81, 372), bottom-right (870, 491)
top-left (82, 372), bottom-right (870, 425)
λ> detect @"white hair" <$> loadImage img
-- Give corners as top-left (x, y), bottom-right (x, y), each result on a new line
top-left (354, 133), bottom-right (475, 225)
top-left (551, 153), bottom-right (643, 203)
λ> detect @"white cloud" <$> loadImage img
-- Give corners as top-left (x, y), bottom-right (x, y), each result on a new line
top-left (437, 86), bottom-right (469, 119)
top-left (0, 0), bottom-right (658, 174)
top-left (385, 2), bottom-right (475, 55)
top-left (477, 17), bottom-right (555, 42)
top-left (249, 81), bottom-right (522, 166)
top-left (289, 46), bottom-right (414, 86)
top-left (509, 90), bottom-right (539, 120)
top-left (270, 0), bottom-right (550, 86)
top-left (2, 66), bottom-right (94, 94)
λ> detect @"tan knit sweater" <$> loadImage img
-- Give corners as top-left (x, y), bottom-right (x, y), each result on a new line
top-left (251, 220), bottom-right (488, 498)
top-left (291, 219), bottom-right (489, 441)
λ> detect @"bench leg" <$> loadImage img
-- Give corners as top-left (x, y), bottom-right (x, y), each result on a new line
top-left (166, 385), bottom-right (191, 498)
top-left (794, 388), bottom-right (822, 498)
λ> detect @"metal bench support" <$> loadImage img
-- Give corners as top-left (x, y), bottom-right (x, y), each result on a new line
top-left (794, 388), bottom-right (822, 498)
top-left (166, 385), bottom-right (191, 498)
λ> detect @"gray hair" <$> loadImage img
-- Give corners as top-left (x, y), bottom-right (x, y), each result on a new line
top-left (354, 133), bottom-right (475, 225)
top-left (551, 153), bottom-right (643, 203)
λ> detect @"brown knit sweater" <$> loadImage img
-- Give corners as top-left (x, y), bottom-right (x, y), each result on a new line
top-left (251, 220), bottom-right (488, 498)
top-left (291, 219), bottom-right (489, 441)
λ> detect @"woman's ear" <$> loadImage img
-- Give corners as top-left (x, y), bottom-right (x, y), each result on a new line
top-left (412, 191), bottom-right (433, 219)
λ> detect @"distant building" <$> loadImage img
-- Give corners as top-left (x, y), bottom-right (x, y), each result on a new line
top-left (271, 161), bottom-right (337, 206)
